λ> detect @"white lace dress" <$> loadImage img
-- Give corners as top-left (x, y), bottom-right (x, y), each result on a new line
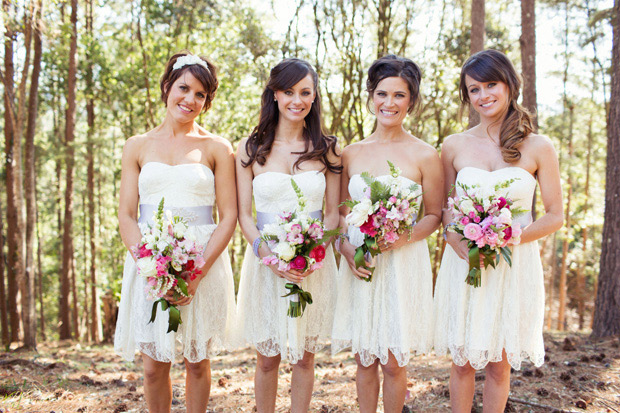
top-left (235, 171), bottom-right (338, 364)
top-left (331, 174), bottom-right (434, 367)
top-left (114, 162), bottom-right (237, 363)
top-left (433, 166), bottom-right (544, 370)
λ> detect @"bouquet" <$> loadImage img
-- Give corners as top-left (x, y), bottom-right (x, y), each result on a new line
top-left (446, 179), bottom-right (526, 287)
top-left (261, 179), bottom-right (339, 317)
top-left (343, 161), bottom-right (422, 282)
top-left (133, 198), bottom-right (205, 332)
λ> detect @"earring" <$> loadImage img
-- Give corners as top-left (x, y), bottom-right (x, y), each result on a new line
top-left (274, 97), bottom-right (277, 102)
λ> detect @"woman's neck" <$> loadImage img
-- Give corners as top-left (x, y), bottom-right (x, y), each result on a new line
top-left (161, 112), bottom-right (197, 138)
top-left (274, 117), bottom-right (305, 143)
top-left (374, 122), bottom-right (407, 142)
top-left (477, 115), bottom-right (503, 144)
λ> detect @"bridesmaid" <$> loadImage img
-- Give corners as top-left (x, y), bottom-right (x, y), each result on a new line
top-left (332, 54), bottom-right (443, 413)
top-left (433, 49), bottom-right (563, 412)
top-left (116, 53), bottom-right (237, 412)
top-left (235, 58), bottom-right (341, 412)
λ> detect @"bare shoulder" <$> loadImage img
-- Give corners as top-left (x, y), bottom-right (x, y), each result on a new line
top-left (236, 137), bottom-right (250, 160)
top-left (440, 132), bottom-right (468, 158)
top-left (524, 133), bottom-right (557, 159)
top-left (122, 133), bottom-right (150, 158)
top-left (342, 140), bottom-right (364, 160)
top-left (408, 136), bottom-right (439, 161)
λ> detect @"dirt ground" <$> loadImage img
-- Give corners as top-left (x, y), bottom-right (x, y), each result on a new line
top-left (0, 332), bottom-right (618, 412)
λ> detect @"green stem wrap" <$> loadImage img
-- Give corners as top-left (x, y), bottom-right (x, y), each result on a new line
top-left (282, 283), bottom-right (313, 318)
top-left (150, 298), bottom-right (182, 333)
top-left (354, 237), bottom-right (380, 282)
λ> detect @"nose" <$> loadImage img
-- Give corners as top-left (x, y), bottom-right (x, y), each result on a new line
top-left (292, 93), bottom-right (302, 104)
top-left (479, 87), bottom-right (489, 100)
top-left (385, 95), bottom-right (394, 107)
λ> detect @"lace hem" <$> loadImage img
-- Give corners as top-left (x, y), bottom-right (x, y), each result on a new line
top-left (331, 339), bottom-right (431, 367)
top-left (254, 336), bottom-right (327, 364)
top-left (115, 334), bottom-right (225, 363)
top-left (434, 345), bottom-right (545, 371)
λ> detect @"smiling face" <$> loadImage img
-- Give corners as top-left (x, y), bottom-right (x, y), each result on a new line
top-left (165, 72), bottom-right (207, 123)
top-left (465, 75), bottom-right (510, 121)
top-left (372, 76), bottom-right (411, 127)
top-left (274, 74), bottom-right (315, 124)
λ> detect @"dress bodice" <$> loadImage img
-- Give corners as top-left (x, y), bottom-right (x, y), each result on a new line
top-left (455, 166), bottom-right (536, 227)
top-left (252, 171), bottom-right (326, 213)
top-left (138, 162), bottom-right (215, 207)
top-left (348, 174), bottom-right (421, 202)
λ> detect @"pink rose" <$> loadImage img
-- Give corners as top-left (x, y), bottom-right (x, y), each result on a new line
top-left (463, 223), bottom-right (483, 241)
top-left (383, 231), bottom-right (398, 243)
top-left (262, 255), bottom-right (279, 266)
top-left (290, 255), bottom-right (307, 270)
top-left (485, 231), bottom-right (499, 246)
top-left (360, 217), bottom-right (378, 237)
top-left (460, 216), bottom-right (470, 225)
top-left (475, 205), bottom-right (485, 213)
top-left (473, 215), bottom-right (481, 223)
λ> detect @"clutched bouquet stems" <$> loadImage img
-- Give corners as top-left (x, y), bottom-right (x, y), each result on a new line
top-left (447, 178), bottom-right (526, 288)
top-left (133, 198), bottom-right (205, 332)
top-left (342, 161), bottom-right (422, 282)
top-left (260, 179), bottom-right (339, 318)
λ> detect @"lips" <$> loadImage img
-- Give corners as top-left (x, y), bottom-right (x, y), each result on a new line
top-left (178, 104), bottom-right (193, 113)
top-left (380, 109), bottom-right (398, 116)
top-left (480, 101), bottom-right (495, 108)
top-left (288, 107), bottom-right (305, 114)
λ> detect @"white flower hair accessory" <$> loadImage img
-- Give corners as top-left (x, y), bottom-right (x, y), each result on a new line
top-left (172, 54), bottom-right (210, 72)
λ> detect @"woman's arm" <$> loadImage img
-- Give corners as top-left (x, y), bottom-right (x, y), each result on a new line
top-left (519, 135), bottom-right (564, 243)
top-left (118, 136), bottom-right (143, 260)
top-left (337, 145), bottom-right (373, 280)
top-left (441, 135), bottom-right (470, 260)
top-left (323, 144), bottom-right (342, 234)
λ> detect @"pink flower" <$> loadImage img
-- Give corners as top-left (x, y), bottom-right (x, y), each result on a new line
top-left (309, 262), bottom-right (323, 271)
top-left (460, 216), bottom-right (470, 225)
top-left (383, 231), bottom-right (398, 243)
top-left (468, 211), bottom-right (476, 220)
top-left (497, 197), bottom-right (508, 209)
top-left (476, 238), bottom-right (486, 248)
top-left (308, 222), bottom-right (324, 239)
top-left (473, 215), bottom-right (481, 223)
top-left (503, 226), bottom-right (512, 241)
top-left (360, 217), bottom-right (378, 237)
top-left (389, 196), bottom-right (397, 204)
top-left (484, 231), bottom-right (499, 246)
top-left (290, 255), bottom-right (307, 270)
top-left (290, 224), bottom-right (302, 234)
top-left (475, 205), bottom-right (485, 213)
top-left (463, 223), bottom-right (483, 241)
top-left (138, 244), bottom-right (153, 258)
top-left (309, 245), bottom-right (326, 262)
top-left (262, 255), bottom-right (279, 266)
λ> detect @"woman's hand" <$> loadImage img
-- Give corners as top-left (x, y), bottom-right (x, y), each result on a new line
top-left (446, 231), bottom-right (470, 262)
top-left (376, 229), bottom-right (417, 253)
top-left (267, 264), bottom-right (313, 283)
top-left (340, 239), bottom-right (372, 281)
top-left (167, 269), bottom-right (207, 306)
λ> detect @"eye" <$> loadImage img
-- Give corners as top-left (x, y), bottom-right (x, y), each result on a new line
top-left (302, 91), bottom-right (311, 96)
top-left (469, 87), bottom-right (479, 94)
top-left (179, 85), bottom-right (188, 91)
top-left (377, 92), bottom-right (386, 97)
top-left (396, 93), bottom-right (406, 98)
top-left (196, 92), bottom-right (206, 99)
top-left (284, 90), bottom-right (293, 96)
top-left (488, 82), bottom-right (496, 88)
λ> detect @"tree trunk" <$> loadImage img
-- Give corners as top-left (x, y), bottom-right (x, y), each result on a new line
top-left (23, 0), bottom-right (43, 350)
top-left (375, 0), bottom-right (392, 58)
top-left (0, 199), bottom-right (8, 346)
top-left (85, 0), bottom-right (101, 343)
top-left (577, 112), bottom-right (592, 330)
top-left (3, 0), bottom-right (24, 344)
top-left (468, 0), bottom-right (485, 128)
top-left (59, 0), bottom-right (78, 340)
top-left (35, 197), bottom-right (45, 341)
top-left (591, 0), bottom-right (620, 338)
top-left (557, 104), bottom-right (574, 331)
top-left (520, 0), bottom-right (538, 220)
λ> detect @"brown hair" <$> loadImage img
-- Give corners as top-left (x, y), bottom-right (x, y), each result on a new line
top-left (242, 58), bottom-right (341, 174)
top-left (459, 49), bottom-right (536, 163)
top-left (366, 54), bottom-right (422, 115)
top-left (160, 52), bottom-right (218, 113)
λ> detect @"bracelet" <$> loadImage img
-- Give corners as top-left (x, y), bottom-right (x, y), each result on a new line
top-left (252, 237), bottom-right (263, 257)
top-left (442, 223), bottom-right (457, 241)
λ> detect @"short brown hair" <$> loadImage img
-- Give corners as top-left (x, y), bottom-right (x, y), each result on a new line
top-left (160, 52), bottom-right (218, 113)
top-left (366, 54), bottom-right (422, 114)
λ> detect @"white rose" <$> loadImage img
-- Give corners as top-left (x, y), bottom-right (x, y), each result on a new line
top-left (459, 199), bottom-right (476, 215)
top-left (346, 198), bottom-right (373, 227)
top-left (173, 221), bottom-right (187, 238)
top-left (274, 242), bottom-right (296, 261)
top-left (136, 256), bottom-right (157, 278)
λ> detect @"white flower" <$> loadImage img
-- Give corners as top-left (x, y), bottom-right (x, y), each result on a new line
top-left (273, 242), bottom-right (296, 261)
top-left (346, 198), bottom-right (373, 227)
top-left (173, 221), bottom-right (187, 238)
top-left (137, 256), bottom-right (157, 278)
top-left (459, 198), bottom-right (476, 215)
top-left (497, 208), bottom-right (512, 226)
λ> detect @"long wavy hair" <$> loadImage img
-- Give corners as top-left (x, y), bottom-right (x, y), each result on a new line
top-left (242, 58), bottom-right (341, 173)
top-left (459, 49), bottom-right (536, 163)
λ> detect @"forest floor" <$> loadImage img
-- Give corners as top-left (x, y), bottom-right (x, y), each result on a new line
top-left (0, 332), bottom-right (618, 412)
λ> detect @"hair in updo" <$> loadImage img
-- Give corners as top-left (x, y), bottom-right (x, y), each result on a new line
top-left (366, 54), bottom-right (423, 114)
top-left (160, 52), bottom-right (218, 113)
top-left (459, 49), bottom-right (536, 163)
top-left (242, 58), bottom-right (341, 174)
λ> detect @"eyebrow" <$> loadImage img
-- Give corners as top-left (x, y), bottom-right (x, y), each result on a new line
top-left (376, 89), bottom-right (408, 94)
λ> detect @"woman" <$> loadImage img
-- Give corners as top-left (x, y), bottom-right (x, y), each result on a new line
top-left (235, 58), bottom-right (341, 412)
top-left (433, 49), bottom-right (563, 412)
top-left (332, 54), bottom-right (443, 413)
top-left (115, 52), bottom-right (237, 413)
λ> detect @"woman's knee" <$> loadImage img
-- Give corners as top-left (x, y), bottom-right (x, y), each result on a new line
top-left (184, 358), bottom-right (210, 378)
top-left (355, 354), bottom-right (379, 372)
top-left (293, 352), bottom-right (315, 370)
top-left (485, 361), bottom-right (510, 383)
top-left (143, 358), bottom-right (171, 383)
top-left (451, 362), bottom-right (475, 379)
top-left (380, 357), bottom-right (405, 378)
top-left (257, 353), bottom-right (281, 373)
